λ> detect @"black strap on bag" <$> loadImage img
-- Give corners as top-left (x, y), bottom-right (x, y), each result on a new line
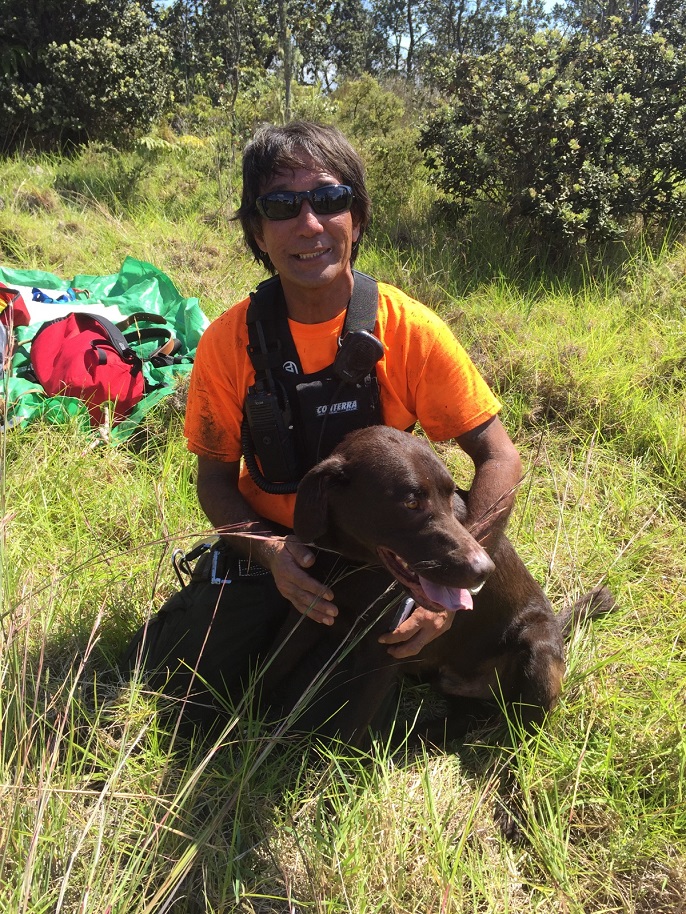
top-left (33, 310), bottom-right (181, 369)
top-left (57, 312), bottom-right (143, 369)
top-left (117, 312), bottom-right (185, 366)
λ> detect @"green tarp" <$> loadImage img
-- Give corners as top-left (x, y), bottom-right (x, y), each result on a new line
top-left (1, 256), bottom-right (208, 444)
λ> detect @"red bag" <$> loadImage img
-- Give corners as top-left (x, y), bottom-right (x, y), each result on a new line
top-left (30, 311), bottom-right (176, 425)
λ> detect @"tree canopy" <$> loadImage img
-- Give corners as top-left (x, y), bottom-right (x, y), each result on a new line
top-left (2, 0), bottom-right (685, 246)
top-left (421, 26), bottom-right (686, 244)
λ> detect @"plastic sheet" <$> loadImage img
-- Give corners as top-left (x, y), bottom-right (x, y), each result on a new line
top-left (0, 256), bottom-right (208, 443)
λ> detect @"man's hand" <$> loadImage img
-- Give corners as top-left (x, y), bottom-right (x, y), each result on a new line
top-left (195, 457), bottom-right (338, 626)
top-left (264, 535), bottom-right (338, 625)
top-left (377, 605), bottom-right (454, 659)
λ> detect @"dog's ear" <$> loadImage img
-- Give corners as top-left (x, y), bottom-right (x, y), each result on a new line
top-left (453, 488), bottom-right (469, 523)
top-left (293, 454), bottom-right (348, 543)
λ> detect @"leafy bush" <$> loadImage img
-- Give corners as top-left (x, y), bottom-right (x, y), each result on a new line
top-left (335, 75), bottom-right (426, 223)
top-left (0, 0), bottom-right (169, 151)
top-left (421, 28), bottom-right (686, 246)
top-left (232, 76), bottom-right (339, 141)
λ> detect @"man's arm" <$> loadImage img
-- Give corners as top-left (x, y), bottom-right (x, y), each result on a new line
top-left (196, 455), bottom-right (338, 625)
top-left (455, 415), bottom-right (522, 553)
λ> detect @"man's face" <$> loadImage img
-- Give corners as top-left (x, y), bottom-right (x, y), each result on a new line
top-left (254, 161), bottom-right (361, 305)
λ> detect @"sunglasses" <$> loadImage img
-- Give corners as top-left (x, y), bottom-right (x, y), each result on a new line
top-left (255, 184), bottom-right (354, 221)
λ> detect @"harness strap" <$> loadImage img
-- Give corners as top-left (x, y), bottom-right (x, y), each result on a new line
top-left (246, 276), bottom-right (297, 377)
top-left (340, 271), bottom-right (379, 334)
top-left (242, 270), bottom-right (382, 492)
top-left (245, 269), bottom-right (379, 381)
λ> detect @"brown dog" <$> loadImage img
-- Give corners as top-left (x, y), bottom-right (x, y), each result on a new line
top-left (263, 425), bottom-right (614, 747)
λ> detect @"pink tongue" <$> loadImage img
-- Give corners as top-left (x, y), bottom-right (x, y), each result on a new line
top-left (418, 576), bottom-right (474, 612)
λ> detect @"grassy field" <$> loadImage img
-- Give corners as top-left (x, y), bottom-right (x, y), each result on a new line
top-left (0, 142), bottom-right (685, 913)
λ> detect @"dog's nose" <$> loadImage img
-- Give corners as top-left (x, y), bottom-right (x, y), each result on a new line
top-left (463, 544), bottom-right (495, 587)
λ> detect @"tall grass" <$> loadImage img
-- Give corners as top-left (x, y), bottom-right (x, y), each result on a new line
top-left (1, 143), bottom-right (684, 912)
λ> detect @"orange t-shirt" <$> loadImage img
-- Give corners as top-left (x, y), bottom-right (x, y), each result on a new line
top-left (184, 281), bottom-right (501, 528)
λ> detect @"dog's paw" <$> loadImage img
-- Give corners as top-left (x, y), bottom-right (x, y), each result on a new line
top-left (494, 799), bottom-right (527, 844)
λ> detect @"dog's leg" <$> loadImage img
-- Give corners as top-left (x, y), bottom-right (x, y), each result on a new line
top-left (262, 560), bottom-right (407, 747)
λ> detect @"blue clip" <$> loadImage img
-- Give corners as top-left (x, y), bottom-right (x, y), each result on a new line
top-left (210, 549), bottom-right (232, 586)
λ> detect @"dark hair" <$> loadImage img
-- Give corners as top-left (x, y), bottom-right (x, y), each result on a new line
top-left (235, 121), bottom-right (372, 273)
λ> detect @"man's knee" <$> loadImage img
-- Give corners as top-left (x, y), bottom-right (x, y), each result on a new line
top-left (121, 546), bottom-right (290, 701)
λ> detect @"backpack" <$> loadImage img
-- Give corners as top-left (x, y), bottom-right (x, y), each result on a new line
top-left (29, 310), bottom-right (183, 426)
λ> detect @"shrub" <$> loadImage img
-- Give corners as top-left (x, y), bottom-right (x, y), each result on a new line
top-left (421, 28), bottom-right (686, 246)
top-left (0, 0), bottom-right (169, 151)
top-left (335, 75), bottom-right (427, 224)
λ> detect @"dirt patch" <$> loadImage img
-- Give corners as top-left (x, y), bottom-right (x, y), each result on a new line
top-left (15, 187), bottom-right (59, 213)
top-left (167, 239), bottom-right (222, 274)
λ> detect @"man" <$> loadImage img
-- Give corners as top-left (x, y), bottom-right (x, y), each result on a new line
top-left (133, 120), bottom-right (521, 727)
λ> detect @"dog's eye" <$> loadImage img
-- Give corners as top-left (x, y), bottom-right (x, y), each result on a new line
top-left (404, 497), bottom-right (420, 510)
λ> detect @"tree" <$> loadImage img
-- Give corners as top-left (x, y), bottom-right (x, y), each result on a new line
top-left (294, 0), bottom-right (382, 87)
top-left (0, 0), bottom-right (169, 150)
top-left (327, 0), bottom-right (384, 80)
top-left (551, 0), bottom-right (650, 37)
top-left (371, 0), bottom-right (425, 75)
top-left (161, 0), bottom-right (274, 108)
top-left (278, 0), bottom-right (294, 120)
top-left (420, 0), bottom-right (510, 58)
top-left (369, 0), bottom-right (549, 79)
top-left (421, 28), bottom-right (686, 246)
top-left (651, 0), bottom-right (686, 50)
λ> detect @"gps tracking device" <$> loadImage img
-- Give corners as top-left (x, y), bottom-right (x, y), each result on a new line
top-left (333, 329), bottom-right (385, 384)
top-left (244, 380), bottom-right (300, 483)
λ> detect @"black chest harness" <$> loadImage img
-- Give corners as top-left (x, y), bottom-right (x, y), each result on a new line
top-left (241, 270), bottom-right (385, 494)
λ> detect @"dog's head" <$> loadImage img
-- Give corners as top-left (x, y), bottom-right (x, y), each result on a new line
top-left (293, 427), bottom-right (494, 613)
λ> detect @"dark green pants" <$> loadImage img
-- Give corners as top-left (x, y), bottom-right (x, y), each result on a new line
top-left (122, 545), bottom-right (292, 724)
top-left (122, 544), bottom-right (403, 738)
